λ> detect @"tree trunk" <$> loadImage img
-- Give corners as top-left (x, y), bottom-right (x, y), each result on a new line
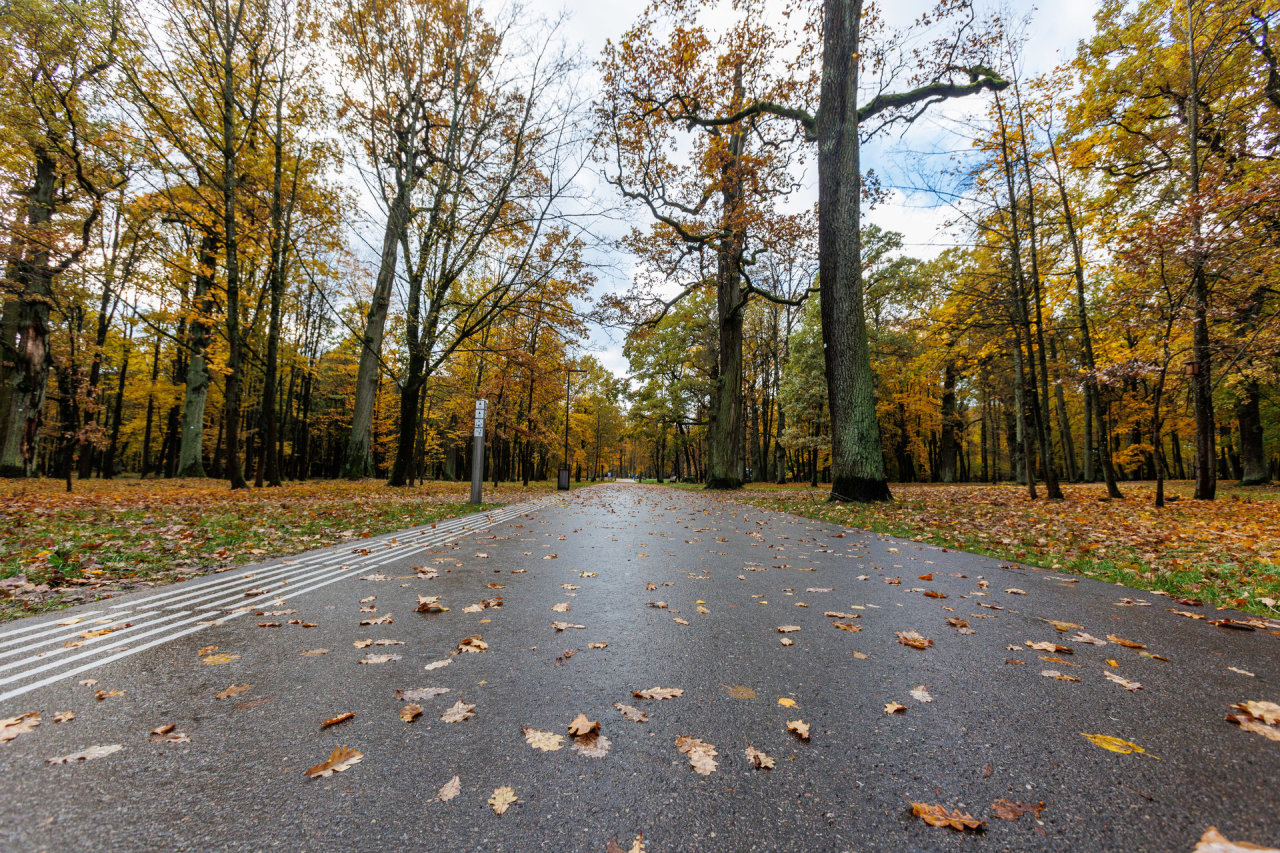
top-left (178, 233), bottom-right (218, 477)
top-left (938, 360), bottom-right (959, 483)
top-left (817, 0), bottom-right (890, 502)
top-left (0, 150), bottom-right (57, 477)
top-left (1236, 381), bottom-right (1268, 485)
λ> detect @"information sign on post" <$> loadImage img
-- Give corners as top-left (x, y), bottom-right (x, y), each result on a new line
top-left (470, 399), bottom-right (487, 505)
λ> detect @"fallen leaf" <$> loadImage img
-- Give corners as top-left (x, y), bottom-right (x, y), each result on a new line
top-left (1104, 671), bottom-right (1143, 691)
top-left (780, 637), bottom-right (794, 646)
top-left (897, 630), bottom-right (932, 650)
top-left (46, 744), bottom-right (122, 764)
top-left (1005, 588), bottom-right (1026, 595)
top-left (745, 745), bottom-right (775, 769)
top-left (568, 713), bottom-right (600, 737)
top-left (396, 687), bottom-right (449, 702)
top-left (990, 799), bottom-right (1044, 821)
top-left (524, 727), bottom-right (565, 751)
top-left (570, 733), bottom-right (611, 758)
top-left (360, 614), bottom-right (393, 626)
top-left (633, 687), bottom-right (683, 701)
top-left (1235, 701), bottom-right (1280, 725)
top-left (457, 636), bottom-right (488, 653)
top-left (1025, 641), bottom-right (1072, 654)
top-left (54, 711), bottom-right (74, 723)
top-left (0, 713), bottom-right (40, 743)
top-left (94, 690), bottom-right (125, 700)
top-left (488, 786), bottom-right (518, 814)
top-left (216, 685), bottom-right (251, 700)
top-left (615, 703), bottom-right (648, 722)
top-left (1228, 667), bottom-right (1256, 677)
top-left (552, 621), bottom-right (586, 631)
top-left (301, 649), bottom-right (329, 657)
top-left (777, 625), bottom-right (801, 633)
top-left (1047, 620), bottom-right (1083, 632)
top-left (674, 735), bottom-right (718, 774)
top-left (1040, 670), bottom-right (1080, 682)
top-left (358, 654), bottom-right (401, 664)
top-left (672, 617), bottom-right (690, 626)
top-left (424, 659), bottom-right (452, 671)
top-left (589, 642), bottom-right (608, 649)
top-left (910, 802), bottom-right (985, 831)
top-left (1081, 733), bottom-right (1147, 755)
top-left (787, 719), bottom-right (810, 740)
top-left (440, 700), bottom-right (476, 723)
top-left (201, 653), bottom-right (239, 665)
top-left (1106, 634), bottom-right (1146, 649)
top-left (885, 702), bottom-right (906, 714)
top-left (910, 686), bottom-right (934, 703)
top-left (1071, 632), bottom-right (1107, 646)
top-left (1192, 826), bottom-right (1280, 852)
top-left (437, 775), bottom-right (461, 802)
top-left (322, 712), bottom-right (355, 728)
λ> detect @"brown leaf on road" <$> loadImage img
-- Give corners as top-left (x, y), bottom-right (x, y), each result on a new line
top-left (1041, 670), bottom-right (1080, 682)
top-left (552, 602), bottom-right (571, 612)
top-left (94, 690), bottom-right (125, 700)
top-left (1193, 827), bottom-right (1280, 852)
top-left (53, 711), bottom-right (75, 723)
top-left (306, 745), bottom-right (363, 778)
top-left (46, 744), bottom-right (122, 764)
top-left (1104, 672), bottom-right (1144, 691)
top-left (777, 625), bottom-right (802, 633)
top-left (488, 786), bottom-right (518, 815)
top-left (1236, 701), bottom-right (1280, 726)
top-left (149, 724), bottom-right (175, 737)
top-left (301, 649), bottom-right (329, 657)
top-left (201, 653), bottom-right (239, 665)
top-left (885, 702), bottom-right (906, 714)
top-left (440, 700), bottom-right (476, 723)
top-left (437, 775), bottom-right (461, 802)
top-left (1025, 641), bottom-right (1072, 654)
top-left (552, 621), bottom-right (586, 631)
top-left (910, 802), bottom-right (985, 831)
top-left (589, 642), bottom-right (608, 649)
top-left (780, 637), bottom-right (794, 646)
top-left (322, 712), bottom-right (355, 728)
top-left (358, 654), bottom-right (401, 664)
top-left (216, 685), bottom-right (251, 699)
top-left (416, 595), bottom-right (448, 613)
top-left (396, 687), bottom-right (449, 702)
top-left (833, 621), bottom-right (862, 632)
top-left (1227, 701), bottom-right (1280, 741)
top-left (633, 687), bottom-right (683, 701)
top-left (615, 703), bottom-right (648, 722)
top-left (675, 735), bottom-right (718, 775)
top-left (1072, 632), bottom-right (1107, 645)
top-left (400, 704), bottom-right (423, 723)
top-left (1004, 588), bottom-right (1026, 595)
top-left (523, 727), bottom-right (565, 752)
top-left (1, 713), bottom-right (40, 743)
top-left (897, 631), bottom-right (932, 650)
top-left (1106, 634), bottom-right (1146, 649)
top-left (457, 636), bottom-right (488, 653)
top-left (568, 713), bottom-right (599, 737)
top-left (570, 733), bottom-right (611, 758)
top-left (648, 601), bottom-right (667, 609)
top-left (910, 686), bottom-right (933, 703)
top-left (360, 614), bottom-right (393, 625)
top-left (424, 659), bottom-right (452, 671)
top-left (672, 617), bottom-right (690, 626)
top-left (787, 719), bottom-right (811, 740)
top-left (353, 639), bottom-right (373, 648)
top-left (991, 799), bottom-right (1044, 821)
top-left (745, 745), bottom-right (775, 769)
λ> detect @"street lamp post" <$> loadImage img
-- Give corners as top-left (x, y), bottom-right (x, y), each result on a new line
top-left (559, 366), bottom-right (583, 490)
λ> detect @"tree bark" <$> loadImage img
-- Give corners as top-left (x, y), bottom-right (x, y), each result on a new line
top-left (1236, 381), bottom-right (1269, 485)
top-left (343, 184), bottom-right (410, 479)
top-left (817, 0), bottom-right (890, 502)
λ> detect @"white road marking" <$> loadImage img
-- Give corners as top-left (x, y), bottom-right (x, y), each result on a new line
top-left (0, 496), bottom-right (554, 705)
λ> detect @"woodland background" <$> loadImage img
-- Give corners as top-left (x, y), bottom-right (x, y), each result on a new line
top-left (2, 0), bottom-right (1279, 504)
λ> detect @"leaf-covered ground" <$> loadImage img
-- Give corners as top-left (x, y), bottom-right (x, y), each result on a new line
top-left (0, 478), bottom-right (559, 621)
top-left (723, 481), bottom-right (1280, 618)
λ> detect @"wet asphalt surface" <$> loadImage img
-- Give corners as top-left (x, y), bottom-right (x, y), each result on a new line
top-left (1, 483), bottom-right (1278, 852)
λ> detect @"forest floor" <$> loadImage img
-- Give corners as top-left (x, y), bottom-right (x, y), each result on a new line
top-left (0, 478), bottom-right (563, 622)
top-left (718, 480), bottom-right (1280, 619)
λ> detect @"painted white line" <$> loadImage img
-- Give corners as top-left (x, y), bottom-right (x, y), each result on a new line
top-left (0, 496), bottom-right (556, 704)
top-left (0, 611), bottom-right (105, 640)
top-left (0, 612), bottom-right (150, 658)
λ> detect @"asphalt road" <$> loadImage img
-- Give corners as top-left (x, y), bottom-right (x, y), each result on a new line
top-left (1, 483), bottom-right (1278, 852)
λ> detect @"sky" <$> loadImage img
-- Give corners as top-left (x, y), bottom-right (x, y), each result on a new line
top-left (522, 0), bottom-right (1104, 379)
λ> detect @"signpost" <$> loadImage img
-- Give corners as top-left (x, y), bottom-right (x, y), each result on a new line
top-left (470, 399), bottom-right (487, 505)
